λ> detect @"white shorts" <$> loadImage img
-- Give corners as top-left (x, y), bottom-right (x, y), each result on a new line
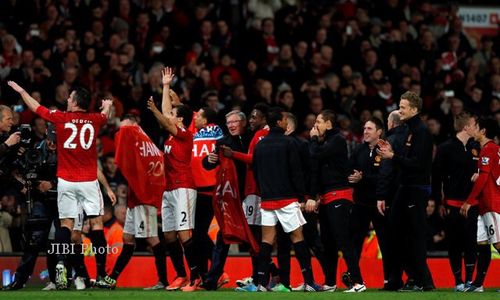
top-left (477, 212), bottom-right (500, 244)
top-left (260, 202), bottom-right (306, 233)
top-left (162, 188), bottom-right (196, 232)
top-left (123, 205), bottom-right (158, 238)
top-left (243, 194), bottom-right (261, 225)
top-left (57, 178), bottom-right (104, 219)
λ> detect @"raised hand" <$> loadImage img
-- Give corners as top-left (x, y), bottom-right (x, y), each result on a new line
top-left (162, 67), bottom-right (175, 86)
top-left (7, 81), bottom-right (24, 93)
top-left (147, 96), bottom-right (159, 113)
top-left (100, 98), bottom-right (113, 110)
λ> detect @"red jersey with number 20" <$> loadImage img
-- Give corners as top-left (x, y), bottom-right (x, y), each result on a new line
top-left (36, 106), bottom-right (107, 182)
top-left (163, 126), bottom-right (195, 191)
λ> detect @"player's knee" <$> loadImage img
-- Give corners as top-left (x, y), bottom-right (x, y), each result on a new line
top-left (88, 215), bottom-right (103, 229)
top-left (122, 233), bottom-right (135, 244)
top-left (71, 230), bottom-right (82, 243)
top-left (494, 242), bottom-right (500, 252)
top-left (164, 231), bottom-right (178, 243)
top-left (177, 230), bottom-right (191, 243)
top-left (289, 227), bottom-right (304, 244)
top-left (146, 236), bottom-right (160, 246)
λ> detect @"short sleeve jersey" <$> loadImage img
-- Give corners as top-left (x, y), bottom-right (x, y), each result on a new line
top-left (163, 126), bottom-right (195, 191)
top-left (36, 106), bottom-right (107, 182)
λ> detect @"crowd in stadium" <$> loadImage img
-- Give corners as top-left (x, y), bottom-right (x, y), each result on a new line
top-left (0, 0), bottom-right (499, 293)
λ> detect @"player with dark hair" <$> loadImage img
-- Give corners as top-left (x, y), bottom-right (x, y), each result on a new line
top-left (310, 109), bottom-right (365, 292)
top-left (8, 81), bottom-right (114, 290)
top-left (147, 67), bottom-right (201, 292)
top-left (190, 107), bottom-right (228, 288)
top-left (461, 117), bottom-right (500, 292)
top-left (253, 106), bottom-right (321, 292)
top-left (348, 117), bottom-right (390, 289)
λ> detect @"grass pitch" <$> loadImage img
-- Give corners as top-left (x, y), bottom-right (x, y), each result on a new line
top-left (0, 288), bottom-right (499, 300)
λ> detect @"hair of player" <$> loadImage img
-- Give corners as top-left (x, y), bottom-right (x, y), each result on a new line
top-left (400, 91), bottom-right (422, 112)
top-left (201, 107), bottom-right (217, 124)
top-left (267, 106), bottom-right (285, 128)
top-left (319, 109), bottom-right (336, 127)
top-left (285, 112), bottom-right (297, 131)
top-left (176, 104), bottom-right (193, 128)
top-left (477, 117), bottom-right (499, 140)
top-left (367, 117), bottom-right (384, 131)
top-left (121, 113), bottom-right (139, 123)
top-left (73, 87), bottom-right (91, 111)
top-left (253, 102), bottom-right (270, 118)
top-left (454, 111), bottom-right (474, 132)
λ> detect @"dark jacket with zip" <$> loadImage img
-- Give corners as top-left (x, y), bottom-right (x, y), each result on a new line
top-left (431, 136), bottom-right (480, 205)
top-left (392, 114), bottom-right (433, 186)
top-left (350, 142), bottom-right (382, 207)
top-left (253, 127), bottom-right (305, 202)
top-left (309, 128), bottom-right (352, 196)
top-left (376, 125), bottom-right (408, 204)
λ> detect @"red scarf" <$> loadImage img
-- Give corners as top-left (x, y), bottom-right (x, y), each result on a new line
top-left (213, 153), bottom-right (260, 254)
top-left (115, 125), bottom-right (166, 208)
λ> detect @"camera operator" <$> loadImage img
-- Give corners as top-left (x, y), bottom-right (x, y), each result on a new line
top-left (0, 105), bottom-right (21, 188)
top-left (4, 123), bottom-right (59, 290)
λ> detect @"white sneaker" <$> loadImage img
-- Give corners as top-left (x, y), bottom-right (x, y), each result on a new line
top-left (74, 277), bottom-right (86, 290)
top-left (42, 282), bottom-right (57, 291)
top-left (454, 283), bottom-right (465, 292)
top-left (143, 281), bottom-right (165, 290)
top-left (236, 277), bottom-right (253, 287)
top-left (344, 284), bottom-right (367, 293)
top-left (323, 284), bottom-right (337, 292)
top-left (291, 283), bottom-right (305, 291)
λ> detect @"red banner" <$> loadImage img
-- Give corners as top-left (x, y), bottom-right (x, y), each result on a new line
top-left (213, 153), bottom-right (260, 254)
top-left (115, 125), bottom-right (166, 208)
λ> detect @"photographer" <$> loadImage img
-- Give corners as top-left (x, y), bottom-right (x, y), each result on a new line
top-left (4, 123), bottom-right (59, 290)
top-left (0, 105), bottom-right (21, 185)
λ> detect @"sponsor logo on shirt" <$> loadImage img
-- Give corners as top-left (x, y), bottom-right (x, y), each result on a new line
top-left (481, 157), bottom-right (490, 165)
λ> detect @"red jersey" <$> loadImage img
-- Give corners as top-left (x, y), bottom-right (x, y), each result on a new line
top-left (163, 126), bottom-right (195, 191)
top-left (467, 141), bottom-right (500, 215)
top-left (232, 126), bottom-right (269, 196)
top-left (36, 106), bottom-right (106, 182)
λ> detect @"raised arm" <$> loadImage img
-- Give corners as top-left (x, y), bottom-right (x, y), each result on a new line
top-left (8, 81), bottom-right (40, 112)
top-left (147, 97), bottom-right (178, 135)
top-left (161, 67), bottom-right (175, 117)
top-left (100, 99), bottom-right (114, 118)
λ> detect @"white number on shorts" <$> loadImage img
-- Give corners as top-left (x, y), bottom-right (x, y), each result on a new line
top-left (63, 123), bottom-right (95, 150)
top-left (488, 224), bottom-right (495, 236)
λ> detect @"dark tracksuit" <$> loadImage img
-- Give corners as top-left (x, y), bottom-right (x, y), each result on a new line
top-left (349, 142), bottom-right (389, 282)
top-left (389, 114), bottom-right (433, 288)
top-left (431, 136), bottom-right (480, 285)
top-left (376, 125), bottom-right (407, 289)
top-left (201, 132), bottom-right (250, 289)
top-left (309, 128), bottom-right (362, 285)
top-left (276, 133), bottom-right (327, 288)
top-left (253, 127), bottom-right (315, 286)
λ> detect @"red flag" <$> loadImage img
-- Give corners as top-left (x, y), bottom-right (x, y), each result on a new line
top-left (213, 153), bottom-right (260, 254)
top-left (115, 125), bottom-right (166, 209)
